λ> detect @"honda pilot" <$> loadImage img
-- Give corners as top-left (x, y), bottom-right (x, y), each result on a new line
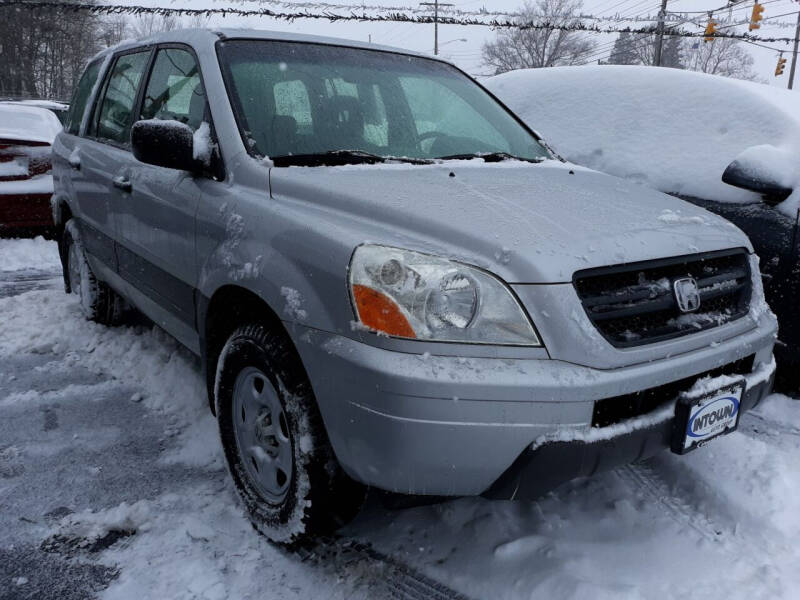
top-left (51, 29), bottom-right (778, 544)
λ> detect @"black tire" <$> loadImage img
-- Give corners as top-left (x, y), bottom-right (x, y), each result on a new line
top-left (215, 323), bottom-right (365, 545)
top-left (63, 219), bottom-right (125, 325)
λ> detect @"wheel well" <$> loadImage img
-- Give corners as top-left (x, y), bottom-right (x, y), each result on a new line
top-left (56, 201), bottom-right (74, 291)
top-left (202, 286), bottom-right (287, 415)
top-left (54, 199), bottom-right (73, 237)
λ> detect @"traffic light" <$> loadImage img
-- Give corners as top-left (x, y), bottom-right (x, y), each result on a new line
top-left (750, 2), bottom-right (765, 31)
top-left (776, 55), bottom-right (787, 76)
top-left (704, 17), bottom-right (717, 42)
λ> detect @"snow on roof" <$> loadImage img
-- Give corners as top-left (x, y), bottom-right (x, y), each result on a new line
top-left (485, 65), bottom-right (800, 217)
top-left (0, 103), bottom-right (62, 144)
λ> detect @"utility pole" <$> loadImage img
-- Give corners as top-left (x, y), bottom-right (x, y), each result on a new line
top-left (419, 1), bottom-right (454, 55)
top-left (652, 0), bottom-right (669, 66)
top-left (789, 7), bottom-right (800, 89)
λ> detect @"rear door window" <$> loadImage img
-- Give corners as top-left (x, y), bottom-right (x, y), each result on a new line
top-left (92, 50), bottom-right (151, 146)
top-left (65, 59), bottom-right (102, 135)
top-left (140, 48), bottom-right (206, 131)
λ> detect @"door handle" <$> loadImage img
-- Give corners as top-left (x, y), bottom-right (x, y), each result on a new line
top-left (112, 175), bottom-right (132, 193)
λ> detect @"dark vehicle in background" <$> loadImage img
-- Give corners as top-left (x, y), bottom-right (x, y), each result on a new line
top-left (485, 66), bottom-right (800, 386)
top-left (692, 165), bottom-right (798, 385)
top-left (0, 103), bottom-right (62, 237)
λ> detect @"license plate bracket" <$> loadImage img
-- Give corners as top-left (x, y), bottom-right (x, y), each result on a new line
top-left (671, 379), bottom-right (745, 455)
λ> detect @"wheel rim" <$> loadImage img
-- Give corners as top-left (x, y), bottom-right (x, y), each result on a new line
top-left (232, 366), bottom-right (293, 505)
top-left (68, 242), bottom-right (81, 295)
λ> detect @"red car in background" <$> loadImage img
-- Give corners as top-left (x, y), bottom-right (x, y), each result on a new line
top-left (0, 103), bottom-right (63, 237)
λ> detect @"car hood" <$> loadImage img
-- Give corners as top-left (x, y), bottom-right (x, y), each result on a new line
top-left (269, 160), bottom-right (751, 283)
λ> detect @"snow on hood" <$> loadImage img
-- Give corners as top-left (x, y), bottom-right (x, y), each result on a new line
top-left (271, 160), bottom-right (750, 283)
top-left (485, 65), bottom-right (800, 219)
top-left (0, 103), bottom-right (62, 144)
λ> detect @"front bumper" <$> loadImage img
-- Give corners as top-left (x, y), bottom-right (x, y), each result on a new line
top-left (292, 317), bottom-right (776, 497)
top-left (484, 370), bottom-right (773, 499)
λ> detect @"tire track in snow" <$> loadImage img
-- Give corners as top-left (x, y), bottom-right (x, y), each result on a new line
top-left (739, 412), bottom-right (800, 440)
top-left (0, 268), bottom-right (60, 299)
top-left (618, 457), bottom-right (781, 565)
top-left (617, 463), bottom-right (724, 544)
top-left (294, 537), bottom-right (474, 600)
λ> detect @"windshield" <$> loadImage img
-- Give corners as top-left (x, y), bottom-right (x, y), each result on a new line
top-left (217, 40), bottom-right (550, 165)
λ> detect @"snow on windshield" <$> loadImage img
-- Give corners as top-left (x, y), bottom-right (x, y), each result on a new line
top-left (486, 65), bottom-right (800, 219)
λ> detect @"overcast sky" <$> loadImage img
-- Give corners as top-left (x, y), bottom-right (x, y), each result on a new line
top-left (121, 0), bottom-right (799, 88)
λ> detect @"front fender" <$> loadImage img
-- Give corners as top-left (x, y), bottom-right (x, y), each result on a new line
top-left (195, 189), bottom-right (357, 336)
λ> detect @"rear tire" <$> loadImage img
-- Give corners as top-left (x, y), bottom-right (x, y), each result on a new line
top-left (215, 323), bottom-right (365, 545)
top-left (63, 219), bottom-right (125, 325)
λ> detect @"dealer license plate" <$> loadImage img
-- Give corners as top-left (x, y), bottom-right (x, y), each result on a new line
top-left (671, 380), bottom-right (745, 455)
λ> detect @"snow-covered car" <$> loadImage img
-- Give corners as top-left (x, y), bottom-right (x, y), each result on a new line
top-left (0, 99), bottom-right (70, 125)
top-left (0, 103), bottom-right (62, 236)
top-left (485, 66), bottom-right (800, 380)
top-left (51, 30), bottom-right (777, 545)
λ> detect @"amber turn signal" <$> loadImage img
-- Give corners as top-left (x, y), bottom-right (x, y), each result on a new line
top-left (352, 284), bottom-right (416, 338)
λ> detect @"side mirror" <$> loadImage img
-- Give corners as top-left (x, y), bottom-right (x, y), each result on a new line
top-left (131, 119), bottom-right (200, 172)
top-left (722, 154), bottom-right (792, 207)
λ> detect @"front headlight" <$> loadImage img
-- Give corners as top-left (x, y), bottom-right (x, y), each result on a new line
top-left (348, 245), bottom-right (540, 346)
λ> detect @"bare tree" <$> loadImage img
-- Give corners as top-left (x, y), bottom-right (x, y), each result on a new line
top-left (0, 2), bottom-right (102, 101)
top-left (129, 13), bottom-right (178, 40)
top-left (0, 3), bottom-right (205, 102)
top-left (98, 16), bottom-right (130, 48)
top-left (184, 14), bottom-right (210, 29)
top-left (631, 34), bottom-right (683, 68)
top-left (683, 38), bottom-right (758, 81)
top-left (482, 0), bottom-right (596, 73)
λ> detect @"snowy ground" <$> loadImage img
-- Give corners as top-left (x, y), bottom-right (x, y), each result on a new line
top-left (1, 237), bottom-right (799, 600)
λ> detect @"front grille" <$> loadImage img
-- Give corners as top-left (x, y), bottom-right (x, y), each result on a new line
top-left (591, 354), bottom-right (755, 428)
top-left (574, 249), bottom-right (752, 348)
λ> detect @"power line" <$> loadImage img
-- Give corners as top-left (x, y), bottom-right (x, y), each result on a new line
top-left (717, 8), bottom-right (800, 29)
top-left (2, 1), bottom-right (798, 44)
top-left (215, 0), bottom-right (673, 23)
top-left (216, 0), bottom-right (525, 19)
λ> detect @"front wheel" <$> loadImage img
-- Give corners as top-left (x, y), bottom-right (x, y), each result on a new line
top-left (215, 323), bottom-right (364, 545)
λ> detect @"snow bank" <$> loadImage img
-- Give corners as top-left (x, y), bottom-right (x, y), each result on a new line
top-left (0, 284), bottom-right (218, 468)
top-left (64, 485), bottom-right (345, 600)
top-left (0, 236), bottom-right (60, 272)
top-left (486, 65), bottom-right (800, 218)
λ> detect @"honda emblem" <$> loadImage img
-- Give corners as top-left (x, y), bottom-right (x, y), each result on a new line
top-left (674, 277), bottom-right (701, 313)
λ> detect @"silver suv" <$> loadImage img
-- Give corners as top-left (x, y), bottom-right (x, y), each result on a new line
top-left (51, 29), bottom-right (777, 544)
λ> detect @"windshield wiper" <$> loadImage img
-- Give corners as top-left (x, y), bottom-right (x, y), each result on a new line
top-left (436, 151), bottom-right (546, 164)
top-left (271, 150), bottom-right (433, 167)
